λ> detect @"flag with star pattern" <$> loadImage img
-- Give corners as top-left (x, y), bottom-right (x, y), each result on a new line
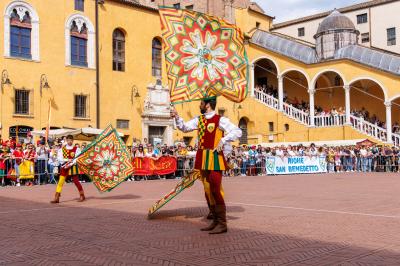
top-left (159, 7), bottom-right (248, 104)
top-left (76, 125), bottom-right (134, 192)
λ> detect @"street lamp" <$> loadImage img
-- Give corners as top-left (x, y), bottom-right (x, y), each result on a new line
top-left (1, 69), bottom-right (12, 93)
top-left (131, 85), bottom-right (140, 104)
top-left (40, 74), bottom-right (50, 96)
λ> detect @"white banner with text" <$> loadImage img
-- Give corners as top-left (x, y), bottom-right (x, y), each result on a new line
top-left (265, 156), bottom-right (327, 175)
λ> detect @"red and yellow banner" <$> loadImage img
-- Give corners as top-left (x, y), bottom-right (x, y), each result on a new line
top-left (132, 156), bottom-right (177, 176)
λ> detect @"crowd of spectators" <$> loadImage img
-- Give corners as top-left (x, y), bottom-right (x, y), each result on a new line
top-left (0, 134), bottom-right (89, 186)
top-left (1, 131), bottom-right (399, 187)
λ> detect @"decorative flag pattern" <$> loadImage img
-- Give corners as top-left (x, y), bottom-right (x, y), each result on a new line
top-left (76, 125), bottom-right (134, 192)
top-left (148, 170), bottom-right (201, 216)
top-left (159, 7), bottom-right (248, 104)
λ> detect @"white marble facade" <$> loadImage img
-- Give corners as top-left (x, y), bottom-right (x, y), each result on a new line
top-left (141, 81), bottom-right (174, 145)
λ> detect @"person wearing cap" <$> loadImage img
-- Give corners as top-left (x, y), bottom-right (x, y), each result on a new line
top-left (171, 97), bottom-right (242, 234)
top-left (50, 135), bottom-right (85, 203)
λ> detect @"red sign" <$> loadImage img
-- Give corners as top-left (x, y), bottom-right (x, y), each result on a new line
top-left (132, 156), bottom-right (177, 176)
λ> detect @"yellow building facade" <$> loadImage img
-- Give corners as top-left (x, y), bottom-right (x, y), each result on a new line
top-left (1, 0), bottom-right (399, 146)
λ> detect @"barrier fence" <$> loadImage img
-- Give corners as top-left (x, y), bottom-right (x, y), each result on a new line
top-left (1, 154), bottom-right (399, 186)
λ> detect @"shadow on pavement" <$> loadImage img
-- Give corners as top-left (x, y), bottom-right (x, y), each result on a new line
top-left (150, 205), bottom-right (245, 220)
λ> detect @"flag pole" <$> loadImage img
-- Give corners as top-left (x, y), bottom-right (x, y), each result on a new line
top-left (45, 99), bottom-right (51, 144)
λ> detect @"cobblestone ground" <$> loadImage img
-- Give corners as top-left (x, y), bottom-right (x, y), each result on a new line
top-left (1, 173), bottom-right (400, 265)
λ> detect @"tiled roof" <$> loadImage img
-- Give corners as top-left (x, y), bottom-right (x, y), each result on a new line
top-left (335, 45), bottom-right (400, 76)
top-left (108, 0), bottom-right (158, 12)
top-left (251, 30), bottom-right (318, 64)
top-left (250, 29), bottom-right (400, 76)
top-left (272, 0), bottom-right (398, 29)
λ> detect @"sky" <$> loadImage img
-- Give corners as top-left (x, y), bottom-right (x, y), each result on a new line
top-left (256, 0), bottom-right (367, 23)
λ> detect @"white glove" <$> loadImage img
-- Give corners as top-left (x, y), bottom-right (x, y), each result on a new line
top-left (216, 141), bottom-right (224, 153)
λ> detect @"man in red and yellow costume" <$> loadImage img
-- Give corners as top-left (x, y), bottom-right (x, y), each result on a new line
top-left (50, 135), bottom-right (85, 203)
top-left (171, 98), bottom-right (242, 234)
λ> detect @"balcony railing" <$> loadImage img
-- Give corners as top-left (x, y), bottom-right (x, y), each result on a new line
top-left (282, 102), bottom-right (310, 125)
top-left (314, 114), bottom-right (346, 127)
top-left (254, 90), bottom-right (279, 110)
top-left (252, 89), bottom-right (394, 145)
top-left (350, 115), bottom-right (387, 142)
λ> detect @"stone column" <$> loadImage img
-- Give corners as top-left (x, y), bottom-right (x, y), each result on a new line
top-left (308, 88), bottom-right (315, 126)
top-left (250, 63), bottom-right (255, 97)
top-left (278, 75), bottom-right (284, 111)
top-left (385, 101), bottom-right (393, 144)
top-left (344, 85), bottom-right (351, 125)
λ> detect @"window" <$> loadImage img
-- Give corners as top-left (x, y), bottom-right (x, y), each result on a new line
top-left (65, 15), bottom-right (94, 68)
top-left (113, 29), bottom-right (125, 71)
top-left (284, 124), bottom-right (289, 131)
top-left (357, 13), bottom-right (367, 24)
top-left (5, 2), bottom-right (39, 61)
top-left (74, 95), bottom-right (88, 118)
top-left (298, 27), bottom-right (305, 37)
top-left (268, 122), bottom-right (274, 132)
top-left (387, 27), bottom-right (396, 46)
top-left (186, 5), bottom-right (194, 10)
top-left (173, 3), bottom-right (181, 9)
top-left (15, 89), bottom-right (30, 115)
top-left (116, 119), bottom-right (129, 129)
top-left (152, 38), bottom-right (162, 77)
top-left (10, 9), bottom-right (32, 59)
top-left (75, 0), bottom-right (84, 11)
top-left (361, 32), bottom-right (370, 43)
top-left (256, 22), bottom-right (260, 28)
top-left (70, 21), bottom-right (88, 66)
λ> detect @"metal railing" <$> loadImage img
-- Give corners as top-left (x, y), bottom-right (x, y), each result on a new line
top-left (1, 154), bottom-right (399, 186)
top-left (392, 133), bottom-right (400, 147)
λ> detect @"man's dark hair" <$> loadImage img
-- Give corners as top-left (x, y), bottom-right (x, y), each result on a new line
top-left (66, 135), bottom-right (74, 140)
top-left (203, 97), bottom-right (217, 110)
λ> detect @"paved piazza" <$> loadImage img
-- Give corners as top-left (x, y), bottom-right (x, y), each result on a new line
top-left (1, 173), bottom-right (400, 265)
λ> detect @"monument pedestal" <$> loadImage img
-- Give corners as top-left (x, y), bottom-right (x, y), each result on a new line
top-left (141, 82), bottom-right (174, 146)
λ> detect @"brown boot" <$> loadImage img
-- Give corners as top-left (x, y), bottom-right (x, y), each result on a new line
top-left (50, 192), bottom-right (61, 204)
top-left (78, 191), bottom-right (85, 202)
top-left (209, 205), bottom-right (227, 234)
top-left (206, 205), bottom-right (215, 220)
top-left (201, 206), bottom-right (217, 231)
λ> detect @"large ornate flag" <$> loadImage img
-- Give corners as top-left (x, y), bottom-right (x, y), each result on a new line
top-left (76, 125), bottom-right (134, 192)
top-left (160, 7), bottom-right (248, 104)
top-left (148, 170), bottom-right (201, 216)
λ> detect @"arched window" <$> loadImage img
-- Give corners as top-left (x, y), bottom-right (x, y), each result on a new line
top-left (65, 14), bottom-right (95, 68)
top-left (152, 38), bottom-right (162, 77)
top-left (113, 29), bottom-right (125, 71)
top-left (4, 1), bottom-right (39, 60)
top-left (70, 21), bottom-right (88, 66)
top-left (10, 9), bottom-right (31, 58)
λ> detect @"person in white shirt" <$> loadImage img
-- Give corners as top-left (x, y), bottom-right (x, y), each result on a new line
top-left (50, 135), bottom-right (85, 204)
top-left (171, 97), bottom-right (241, 234)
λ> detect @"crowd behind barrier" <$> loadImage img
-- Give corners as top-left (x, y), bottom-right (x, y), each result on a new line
top-left (1, 134), bottom-right (400, 187)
